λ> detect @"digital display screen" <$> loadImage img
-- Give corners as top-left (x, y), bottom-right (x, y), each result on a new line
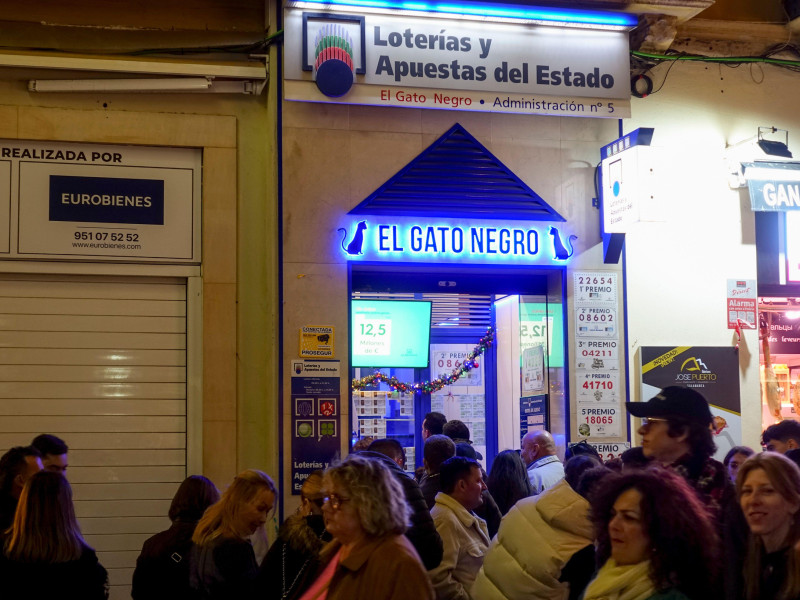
top-left (351, 300), bottom-right (432, 368)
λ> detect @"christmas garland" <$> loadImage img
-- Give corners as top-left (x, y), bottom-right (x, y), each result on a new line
top-left (351, 326), bottom-right (495, 393)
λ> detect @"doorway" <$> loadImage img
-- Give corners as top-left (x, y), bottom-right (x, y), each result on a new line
top-left (348, 263), bottom-right (567, 471)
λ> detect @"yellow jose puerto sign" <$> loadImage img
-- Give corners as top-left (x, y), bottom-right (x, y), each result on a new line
top-left (300, 326), bottom-right (335, 358)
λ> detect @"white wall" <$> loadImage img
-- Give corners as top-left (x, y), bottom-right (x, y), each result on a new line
top-left (620, 60), bottom-right (800, 450)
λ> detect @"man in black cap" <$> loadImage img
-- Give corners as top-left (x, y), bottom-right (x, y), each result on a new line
top-left (627, 386), bottom-right (741, 600)
top-left (626, 386), bottom-right (732, 519)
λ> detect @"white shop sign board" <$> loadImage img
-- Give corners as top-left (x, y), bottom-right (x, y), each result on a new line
top-left (0, 140), bottom-right (200, 263)
top-left (284, 8), bottom-right (631, 118)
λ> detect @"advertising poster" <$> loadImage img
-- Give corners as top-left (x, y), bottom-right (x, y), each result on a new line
top-left (574, 271), bottom-right (623, 440)
top-left (519, 395), bottom-right (547, 441)
top-left (726, 279), bottom-right (756, 329)
top-left (521, 344), bottom-right (545, 393)
top-left (577, 404), bottom-right (621, 437)
top-left (291, 360), bottom-right (341, 494)
top-left (9, 141), bottom-right (201, 262)
top-left (640, 346), bottom-right (741, 460)
top-left (299, 325), bottom-right (335, 358)
top-left (588, 441), bottom-right (631, 462)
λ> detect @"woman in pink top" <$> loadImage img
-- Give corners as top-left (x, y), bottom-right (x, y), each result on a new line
top-left (299, 455), bottom-right (434, 600)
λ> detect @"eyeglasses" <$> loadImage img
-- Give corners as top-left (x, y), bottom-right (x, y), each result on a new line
top-left (640, 417), bottom-right (669, 427)
top-left (307, 497), bottom-right (325, 508)
top-left (323, 493), bottom-right (351, 510)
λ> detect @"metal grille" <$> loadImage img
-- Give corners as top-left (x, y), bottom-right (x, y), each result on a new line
top-left (351, 291), bottom-right (492, 329)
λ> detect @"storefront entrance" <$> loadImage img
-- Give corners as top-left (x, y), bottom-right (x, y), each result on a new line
top-left (349, 263), bottom-right (566, 470)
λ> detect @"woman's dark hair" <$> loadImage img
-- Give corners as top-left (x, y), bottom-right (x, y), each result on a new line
top-left (169, 475), bottom-right (220, 522)
top-left (666, 419), bottom-right (716, 476)
top-left (565, 440), bottom-right (601, 462)
top-left (723, 445), bottom-right (754, 467)
top-left (592, 468), bottom-right (719, 599)
top-left (487, 450), bottom-right (532, 515)
top-left (565, 455), bottom-right (602, 490)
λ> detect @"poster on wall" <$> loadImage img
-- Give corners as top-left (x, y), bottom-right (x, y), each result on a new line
top-left (521, 345), bottom-right (545, 393)
top-left (299, 325), bottom-right (335, 358)
top-left (640, 346), bottom-right (741, 460)
top-left (2, 140), bottom-right (200, 263)
top-left (291, 360), bottom-right (342, 494)
top-left (726, 279), bottom-right (756, 329)
top-left (573, 272), bottom-right (624, 440)
top-left (577, 404), bottom-right (621, 437)
top-left (519, 394), bottom-right (547, 440)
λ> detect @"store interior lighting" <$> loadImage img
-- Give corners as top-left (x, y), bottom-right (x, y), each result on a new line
top-left (286, 0), bottom-right (638, 29)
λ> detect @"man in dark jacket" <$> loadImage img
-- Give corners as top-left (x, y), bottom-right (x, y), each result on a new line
top-left (359, 440), bottom-right (444, 569)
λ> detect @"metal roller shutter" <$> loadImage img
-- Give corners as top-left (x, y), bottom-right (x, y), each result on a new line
top-left (0, 273), bottom-right (187, 600)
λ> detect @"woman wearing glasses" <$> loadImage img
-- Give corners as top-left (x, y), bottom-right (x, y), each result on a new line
top-left (261, 470), bottom-right (332, 600)
top-left (298, 455), bottom-right (434, 600)
top-left (737, 452), bottom-right (800, 600)
top-left (190, 469), bottom-right (277, 599)
top-left (581, 468), bottom-right (718, 600)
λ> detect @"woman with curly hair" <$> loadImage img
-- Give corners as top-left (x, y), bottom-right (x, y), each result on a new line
top-left (737, 452), bottom-right (800, 600)
top-left (190, 469), bottom-right (277, 599)
top-left (298, 454), bottom-right (434, 600)
top-left (583, 468), bottom-right (718, 600)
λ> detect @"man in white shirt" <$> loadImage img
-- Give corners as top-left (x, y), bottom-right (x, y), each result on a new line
top-left (429, 456), bottom-right (490, 600)
top-left (521, 430), bottom-right (564, 494)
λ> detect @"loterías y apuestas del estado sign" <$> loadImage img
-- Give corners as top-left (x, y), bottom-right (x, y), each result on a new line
top-left (284, 8), bottom-right (631, 118)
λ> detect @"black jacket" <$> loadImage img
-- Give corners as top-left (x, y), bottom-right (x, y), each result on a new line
top-left (190, 537), bottom-right (259, 600)
top-left (260, 513), bottom-right (331, 600)
top-left (132, 520), bottom-right (198, 600)
top-left (0, 545), bottom-right (108, 599)
top-left (356, 451), bottom-right (444, 569)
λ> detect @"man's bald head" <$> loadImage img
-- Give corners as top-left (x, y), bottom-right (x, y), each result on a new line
top-left (521, 430), bottom-right (556, 466)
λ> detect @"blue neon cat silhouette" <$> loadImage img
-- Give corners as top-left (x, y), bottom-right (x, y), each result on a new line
top-left (338, 221), bottom-right (367, 255)
top-left (550, 227), bottom-right (577, 260)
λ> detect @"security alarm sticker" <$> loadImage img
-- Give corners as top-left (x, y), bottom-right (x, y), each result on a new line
top-left (300, 326), bottom-right (335, 358)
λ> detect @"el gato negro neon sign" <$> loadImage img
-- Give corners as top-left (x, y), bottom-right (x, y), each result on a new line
top-left (337, 220), bottom-right (577, 263)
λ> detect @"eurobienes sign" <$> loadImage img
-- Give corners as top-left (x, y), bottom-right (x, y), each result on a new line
top-left (284, 8), bottom-right (631, 118)
top-left (336, 218), bottom-right (577, 265)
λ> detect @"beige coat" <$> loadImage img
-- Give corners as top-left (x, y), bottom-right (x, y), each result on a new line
top-left (470, 479), bottom-right (594, 600)
top-left (429, 492), bottom-right (491, 600)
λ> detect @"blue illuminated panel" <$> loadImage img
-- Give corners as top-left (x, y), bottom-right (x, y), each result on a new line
top-left (299, 0), bottom-right (638, 28)
top-left (337, 217), bottom-right (577, 264)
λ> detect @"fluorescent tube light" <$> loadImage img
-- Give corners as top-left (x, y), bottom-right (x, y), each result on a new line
top-left (28, 77), bottom-right (213, 93)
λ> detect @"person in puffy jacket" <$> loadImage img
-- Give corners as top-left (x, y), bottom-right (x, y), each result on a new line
top-left (471, 457), bottom-right (608, 600)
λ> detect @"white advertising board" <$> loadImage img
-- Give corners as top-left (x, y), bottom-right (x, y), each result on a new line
top-left (3, 140), bottom-right (200, 263)
top-left (284, 8), bottom-right (631, 118)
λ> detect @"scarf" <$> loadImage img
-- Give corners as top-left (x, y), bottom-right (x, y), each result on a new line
top-left (582, 559), bottom-right (657, 600)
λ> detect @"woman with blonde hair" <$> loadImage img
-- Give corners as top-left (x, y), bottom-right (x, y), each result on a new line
top-left (190, 469), bottom-right (277, 599)
top-left (298, 455), bottom-right (433, 600)
top-left (737, 451), bottom-right (800, 600)
top-left (0, 470), bottom-right (108, 598)
top-left (261, 470), bottom-right (332, 600)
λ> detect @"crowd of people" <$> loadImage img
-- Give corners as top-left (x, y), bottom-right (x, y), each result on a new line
top-left (4, 386), bottom-right (800, 599)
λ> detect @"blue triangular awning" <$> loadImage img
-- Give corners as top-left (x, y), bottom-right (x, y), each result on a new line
top-left (349, 123), bottom-right (565, 221)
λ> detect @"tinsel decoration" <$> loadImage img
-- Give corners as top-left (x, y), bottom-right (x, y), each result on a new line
top-left (352, 326), bottom-right (495, 393)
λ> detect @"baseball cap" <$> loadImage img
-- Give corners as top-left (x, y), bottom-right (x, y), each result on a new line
top-left (625, 386), bottom-right (713, 427)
